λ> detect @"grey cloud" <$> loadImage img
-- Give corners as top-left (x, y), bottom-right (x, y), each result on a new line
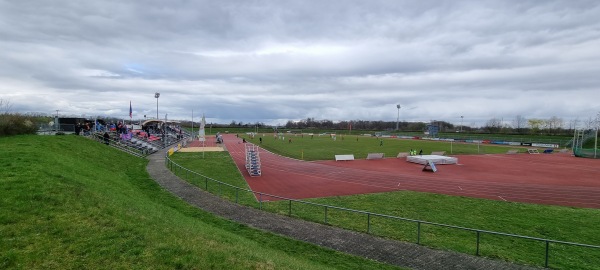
top-left (1, 0), bottom-right (599, 127)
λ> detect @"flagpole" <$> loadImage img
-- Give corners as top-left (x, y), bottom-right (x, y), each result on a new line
top-left (202, 113), bottom-right (206, 158)
top-left (203, 113), bottom-right (205, 158)
top-left (191, 109), bottom-right (194, 142)
top-left (129, 101), bottom-right (133, 125)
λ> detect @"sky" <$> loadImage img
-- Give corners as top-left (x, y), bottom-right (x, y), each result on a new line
top-left (1, 0), bottom-right (599, 127)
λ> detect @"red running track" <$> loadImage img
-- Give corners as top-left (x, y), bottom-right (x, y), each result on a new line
top-left (221, 134), bottom-right (600, 208)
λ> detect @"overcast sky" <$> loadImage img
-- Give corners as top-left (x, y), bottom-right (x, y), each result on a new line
top-left (1, 0), bottom-right (599, 127)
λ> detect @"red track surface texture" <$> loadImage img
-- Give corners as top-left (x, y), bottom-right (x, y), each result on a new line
top-left (221, 135), bottom-right (600, 208)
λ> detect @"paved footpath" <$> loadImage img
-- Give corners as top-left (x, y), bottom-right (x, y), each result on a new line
top-left (146, 150), bottom-right (539, 270)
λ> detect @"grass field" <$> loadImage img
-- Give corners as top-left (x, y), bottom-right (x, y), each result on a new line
top-left (238, 133), bottom-right (532, 160)
top-left (169, 140), bottom-right (600, 269)
top-left (0, 135), bottom-right (401, 270)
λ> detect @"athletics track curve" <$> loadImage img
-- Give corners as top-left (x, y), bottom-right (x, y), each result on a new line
top-left (218, 134), bottom-right (600, 209)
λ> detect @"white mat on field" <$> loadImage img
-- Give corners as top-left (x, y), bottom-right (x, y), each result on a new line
top-left (406, 155), bottom-right (458, 165)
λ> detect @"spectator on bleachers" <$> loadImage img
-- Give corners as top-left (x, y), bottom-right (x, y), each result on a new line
top-left (75, 123), bottom-right (82, 135)
top-left (84, 123), bottom-right (91, 135)
top-left (103, 132), bottom-right (110, 145)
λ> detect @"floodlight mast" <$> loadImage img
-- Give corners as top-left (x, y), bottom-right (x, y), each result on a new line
top-left (155, 92), bottom-right (160, 119)
top-left (55, 110), bottom-right (59, 132)
top-left (396, 104), bottom-right (401, 131)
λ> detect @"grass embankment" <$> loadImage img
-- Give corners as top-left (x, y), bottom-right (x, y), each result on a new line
top-left (0, 135), bottom-right (400, 270)
top-left (170, 146), bottom-right (600, 270)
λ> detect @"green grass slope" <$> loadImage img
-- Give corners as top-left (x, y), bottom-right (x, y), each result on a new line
top-left (0, 135), bottom-right (400, 270)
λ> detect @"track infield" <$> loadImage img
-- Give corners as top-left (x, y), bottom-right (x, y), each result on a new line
top-left (220, 134), bottom-right (600, 208)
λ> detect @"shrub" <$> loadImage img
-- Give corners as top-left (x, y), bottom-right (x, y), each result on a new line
top-left (0, 113), bottom-right (39, 136)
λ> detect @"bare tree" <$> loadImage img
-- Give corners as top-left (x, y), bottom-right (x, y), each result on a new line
top-left (547, 116), bottom-right (564, 134)
top-left (584, 116), bottom-right (596, 130)
top-left (485, 117), bottom-right (502, 132)
top-left (513, 115), bottom-right (527, 133)
top-left (568, 118), bottom-right (580, 131)
top-left (0, 98), bottom-right (12, 114)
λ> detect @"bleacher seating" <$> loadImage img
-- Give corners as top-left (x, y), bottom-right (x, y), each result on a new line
top-left (88, 121), bottom-right (191, 158)
top-left (527, 149), bottom-right (540, 154)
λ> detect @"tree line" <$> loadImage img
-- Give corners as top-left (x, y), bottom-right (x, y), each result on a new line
top-left (485, 114), bottom-right (599, 135)
top-left (187, 114), bottom-right (599, 136)
top-left (278, 115), bottom-right (599, 136)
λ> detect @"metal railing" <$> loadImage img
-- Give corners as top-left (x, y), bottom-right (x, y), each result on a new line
top-left (165, 155), bottom-right (600, 269)
top-left (89, 133), bottom-right (149, 157)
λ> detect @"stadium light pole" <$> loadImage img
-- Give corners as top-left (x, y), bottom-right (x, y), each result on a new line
top-left (396, 104), bottom-right (401, 131)
top-left (154, 92), bottom-right (160, 119)
top-left (55, 110), bottom-right (59, 132)
top-left (460, 116), bottom-right (464, 133)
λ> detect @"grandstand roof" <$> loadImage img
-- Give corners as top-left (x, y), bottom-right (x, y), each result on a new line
top-left (141, 119), bottom-right (180, 126)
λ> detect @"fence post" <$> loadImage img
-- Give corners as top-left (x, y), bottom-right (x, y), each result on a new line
top-left (476, 231), bottom-right (480, 256)
top-left (545, 241), bottom-right (549, 268)
top-left (417, 222), bottom-right (421, 244)
top-left (288, 200), bottom-right (292, 216)
top-left (367, 213), bottom-right (371, 234)
top-left (324, 206), bottom-right (328, 224)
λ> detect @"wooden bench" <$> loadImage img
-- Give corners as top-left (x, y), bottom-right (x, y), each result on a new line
top-left (396, 152), bottom-right (409, 158)
top-left (335, 154), bottom-right (355, 161)
top-left (366, 153), bottom-right (385, 160)
top-left (506, 149), bottom-right (519, 154)
top-left (431, 151), bottom-right (446, 156)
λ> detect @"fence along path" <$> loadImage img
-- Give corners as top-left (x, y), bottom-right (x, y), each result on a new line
top-left (146, 150), bottom-right (537, 270)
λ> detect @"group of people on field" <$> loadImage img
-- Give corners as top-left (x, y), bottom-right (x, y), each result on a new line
top-left (409, 149), bottom-right (423, 156)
